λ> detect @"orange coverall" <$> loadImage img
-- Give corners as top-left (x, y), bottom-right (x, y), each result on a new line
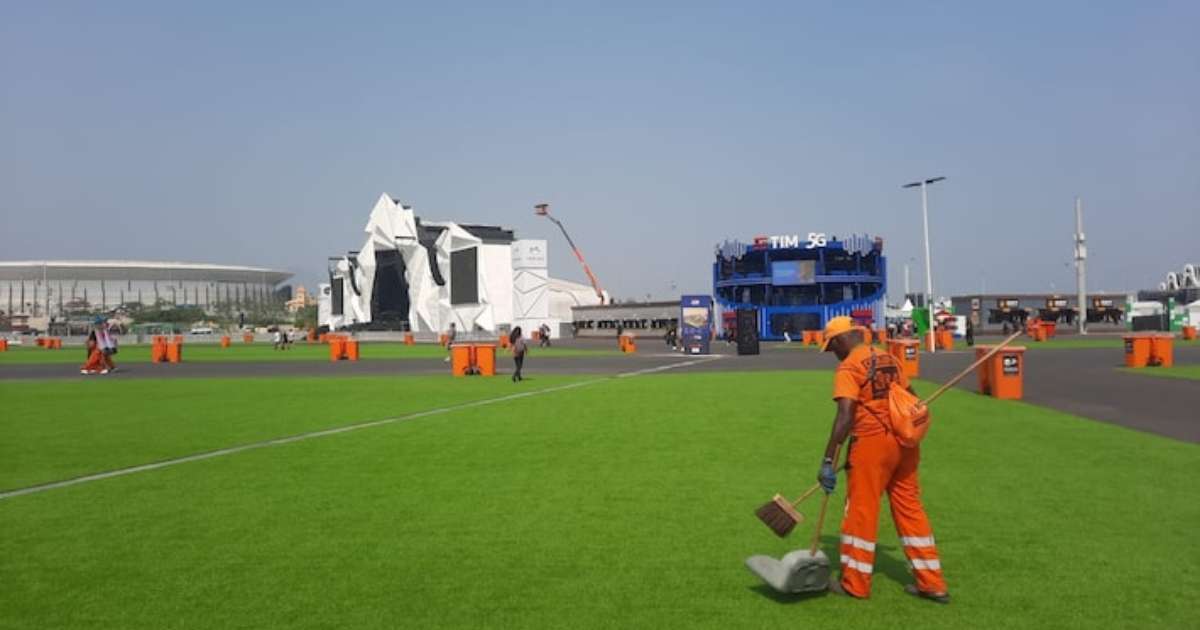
top-left (833, 345), bottom-right (946, 597)
top-left (81, 338), bottom-right (105, 373)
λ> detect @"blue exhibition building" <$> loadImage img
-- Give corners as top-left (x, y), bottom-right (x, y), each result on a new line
top-left (713, 233), bottom-right (887, 340)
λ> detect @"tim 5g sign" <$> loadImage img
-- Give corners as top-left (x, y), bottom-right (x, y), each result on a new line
top-left (753, 233), bottom-right (827, 250)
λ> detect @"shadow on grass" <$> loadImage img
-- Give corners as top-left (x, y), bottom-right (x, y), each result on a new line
top-left (748, 534), bottom-right (917, 603)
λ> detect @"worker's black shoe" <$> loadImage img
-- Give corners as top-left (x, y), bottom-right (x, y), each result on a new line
top-left (904, 584), bottom-right (950, 604)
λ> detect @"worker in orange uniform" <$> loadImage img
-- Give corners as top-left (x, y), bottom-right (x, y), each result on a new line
top-left (816, 316), bottom-right (949, 604)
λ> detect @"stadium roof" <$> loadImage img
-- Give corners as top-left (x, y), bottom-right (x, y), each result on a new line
top-left (0, 260), bottom-right (292, 284)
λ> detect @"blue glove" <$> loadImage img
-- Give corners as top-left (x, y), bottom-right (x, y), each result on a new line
top-left (818, 459), bottom-right (837, 494)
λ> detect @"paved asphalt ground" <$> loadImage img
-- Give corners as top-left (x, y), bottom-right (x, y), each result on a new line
top-left (3, 336), bottom-right (1197, 443)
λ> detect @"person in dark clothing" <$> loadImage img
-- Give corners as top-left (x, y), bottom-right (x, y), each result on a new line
top-left (510, 326), bottom-right (527, 383)
top-left (965, 318), bottom-right (975, 346)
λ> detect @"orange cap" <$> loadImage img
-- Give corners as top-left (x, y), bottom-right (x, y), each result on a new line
top-left (821, 316), bottom-right (865, 351)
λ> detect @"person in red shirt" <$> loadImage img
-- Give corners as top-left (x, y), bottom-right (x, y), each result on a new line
top-left (817, 316), bottom-right (949, 603)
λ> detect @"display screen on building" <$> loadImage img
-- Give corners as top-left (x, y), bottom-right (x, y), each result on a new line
top-left (331, 278), bottom-right (344, 315)
top-left (450, 248), bottom-right (479, 305)
top-left (770, 260), bottom-right (815, 285)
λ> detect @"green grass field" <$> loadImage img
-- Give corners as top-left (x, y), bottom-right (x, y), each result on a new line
top-left (1, 370), bottom-right (1196, 629)
top-left (0, 342), bottom-right (616, 365)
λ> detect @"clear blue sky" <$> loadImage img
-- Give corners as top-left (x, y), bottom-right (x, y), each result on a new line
top-left (2, 1), bottom-right (1196, 300)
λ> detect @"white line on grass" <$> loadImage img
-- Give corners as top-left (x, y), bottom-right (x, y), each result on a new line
top-left (0, 356), bottom-right (720, 501)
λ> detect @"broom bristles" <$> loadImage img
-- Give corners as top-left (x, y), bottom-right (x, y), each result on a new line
top-left (755, 494), bottom-right (804, 538)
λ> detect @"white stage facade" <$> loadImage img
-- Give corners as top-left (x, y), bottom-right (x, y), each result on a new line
top-left (320, 193), bottom-right (603, 337)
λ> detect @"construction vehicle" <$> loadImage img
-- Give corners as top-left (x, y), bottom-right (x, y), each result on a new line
top-left (534, 203), bottom-right (606, 304)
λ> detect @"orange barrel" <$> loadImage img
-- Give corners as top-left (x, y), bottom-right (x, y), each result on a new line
top-left (924, 332), bottom-right (937, 352)
top-left (167, 341), bottom-right (183, 364)
top-left (36, 337), bottom-right (46, 347)
top-left (345, 339), bottom-right (360, 361)
top-left (938, 329), bottom-right (954, 351)
top-left (1042, 322), bottom-right (1057, 338)
top-left (1150, 335), bottom-right (1173, 368)
top-left (620, 334), bottom-right (637, 353)
top-left (243, 332), bottom-right (254, 344)
top-left (450, 343), bottom-right (472, 376)
top-left (1123, 335), bottom-right (1151, 368)
top-left (1181, 325), bottom-right (1196, 341)
top-left (475, 344), bottom-right (496, 376)
top-left (987, 346), bottom-right (1025, 399)
top-left (404, 332), bottom-right (415, 346)
top-left (329, 336), bottom-right (345, 362)
top-left (0, 339), bottom-right (7, 352)
top-left (220, 335), bottom-right (231, 348)
top-left (888, 339), bottom-right (920, 379)
top-left (975, 346), bottom-right (994, 395)
top-left (151, 338), bottom-right (166, 362)
top-left (812, 331), bottom-right (824, 348)
top-left (499, 334), bottom-right (509, 349)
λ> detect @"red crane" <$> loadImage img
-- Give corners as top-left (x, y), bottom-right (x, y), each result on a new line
top-left (534, 203), bottom-right (606, 304)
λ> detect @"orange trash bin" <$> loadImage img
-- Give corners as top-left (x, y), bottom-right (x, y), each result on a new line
top-left (450, 343), bottom-right (472, 376)
top-left (986, 346), bottom-right (1025, 399)
top-left (0, 339), bottom-right (7, 352)
top-left (329, 336), bottom-right (346, 361)
top-left (937, 329), bottom-right (954, 351)
top-left (1181, 325), bottom-right (1196, 341)
top-left (1123, 335), bottom-right (1151, 368)
top-left (888, 339), bottom-right (920, 379)
top-left (345, 339), bottom-right (360, 362)
top-left (151, 337), bottom-right (167, 362)
top-left (167, 341), bottom-right (183, 364)
top-left (499, 334), bottom-right (509, 349)
top-left (1150, 335), bottom-right (1173, 368)
top-left (975, 346), bottom-right (993, 395)
top-left (220, 335), bottom-right (231, 348)
top-left (475, 344), bottom-right (496, 376)
top-left (243, 333), bottom-right (254, 344)
top-left (1042, 321), bottom-right (1057, 338)
top-left (404, 332), bottom-right (415, 346)
top-left (621, 335), bottom-right (637, 353)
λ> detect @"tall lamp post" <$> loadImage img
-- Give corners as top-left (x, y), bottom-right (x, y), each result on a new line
top-left (902, 176), bottom-right (945, 354)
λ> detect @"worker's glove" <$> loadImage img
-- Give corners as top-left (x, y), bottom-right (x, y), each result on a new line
top-left (818, 458), bottom-right (837, 495)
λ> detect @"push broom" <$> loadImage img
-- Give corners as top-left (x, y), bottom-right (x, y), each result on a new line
top-left (754, 330), bottom-right (1024, 537)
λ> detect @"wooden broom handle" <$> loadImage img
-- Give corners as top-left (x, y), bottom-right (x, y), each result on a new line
top-left (919, 330), bottom-right (1024, 406)
top-left (809, 443), bottom-right (842, 555)
top-left (791, 462), bottom-right (847, 507)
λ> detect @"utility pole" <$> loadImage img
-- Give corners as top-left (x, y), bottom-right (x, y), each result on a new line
top-left (1074, 197), bottom-right (1087, 334)
top-left (903, 177), bottom-right (946, 353)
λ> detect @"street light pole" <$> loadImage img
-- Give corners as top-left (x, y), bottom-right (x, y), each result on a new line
top-left (903, 176), bottom-right (945, 354)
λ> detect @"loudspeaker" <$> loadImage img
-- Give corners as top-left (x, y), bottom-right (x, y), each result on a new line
top-left (736, 309), bottom-right (760, 355)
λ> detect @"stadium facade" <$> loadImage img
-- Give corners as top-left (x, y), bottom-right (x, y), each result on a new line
top-left (321, 193), bottom-right (601, 335)
top-left (714, 232), bottom-right (886, 340)
top-left (0, 260), bottom-right (292, 318)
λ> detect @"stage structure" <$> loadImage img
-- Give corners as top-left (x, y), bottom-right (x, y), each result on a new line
top-left (321, 193), bottom-right (602, 335)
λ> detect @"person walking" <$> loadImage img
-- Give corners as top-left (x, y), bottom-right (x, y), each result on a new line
top-left (539, 323), bottom-right (551, 348)
top-left (443, 322), bottom-right (457, 362)
top-left (816, 316), bottom-right (949, 603)
top-left (965, 318), bottom-right (975, 347)
top-left (81, 328), bottom-right (106, 375)
top-left (509, 326), bottom-right (527, 382)
top-left (100, 319), bottom-right (119, 372)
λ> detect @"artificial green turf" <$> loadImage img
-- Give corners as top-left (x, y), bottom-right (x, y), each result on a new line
top-left (1, 371), bottom-right (1196, 629)
top-left (0, 375), bottom-right (589, 491)
top-left (1120, 365), bottom-right (1200, 380)
top-left (0, 342), bottom-right (615, 365)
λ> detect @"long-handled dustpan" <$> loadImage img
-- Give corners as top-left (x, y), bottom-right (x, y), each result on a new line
top-left (745, 447), bottom-right (840, 594)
